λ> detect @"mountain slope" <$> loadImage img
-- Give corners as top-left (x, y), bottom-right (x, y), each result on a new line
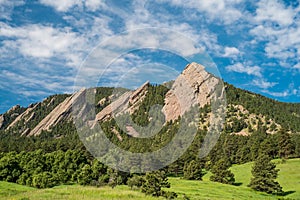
top-left (0, 62), bottom-right (299, 153)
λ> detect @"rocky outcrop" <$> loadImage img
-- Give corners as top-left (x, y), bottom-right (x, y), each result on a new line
top-left (6, 103), bottom-right (40, 130)
top-left (125, 125), bottom-right (140, 137)
top-left (94, 63), bottom-right (221, 124)
top-left (28, 89), bottom-right (86, 136)
top-left (94, 91), bottom-right (132, 123)
top-left (7, 105), bottom-right (20, 113)
top-left (97, 97), bottom-right (107, 107)
top-left (128, 81), bottom-right (149, 112)
top-left (112, 128), bottom-right (123, 141)
top-left (0, 115), bottom-right (4, 129)
top-left (94, 81), bottom-right (149, 124)
top-left (21, 128), bottom-right (30, 137)
top-left (162, 62), bottom-right (220, 121)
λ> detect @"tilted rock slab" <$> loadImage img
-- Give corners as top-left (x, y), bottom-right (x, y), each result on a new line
top-left (6, 103), bottom-right (40, 130)
top-left (93, 81), bottom-right (149, 124)
top-left (162, 62), bottom-right (220, 121)
top-left (28, 89), bottom-right (86, 136)
top-left (0, 115), bottom-right (4, 129)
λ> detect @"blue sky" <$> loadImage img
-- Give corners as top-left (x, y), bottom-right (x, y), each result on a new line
top-left (0, 0), bottom-right (300, 113)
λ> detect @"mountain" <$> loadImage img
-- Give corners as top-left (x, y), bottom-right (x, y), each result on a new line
top-left (0, 62), bottom-right (299, 196)
top-left (1, 62), bottom-right (299, 137)
top-left (0, 62), bottom-right (299, 159)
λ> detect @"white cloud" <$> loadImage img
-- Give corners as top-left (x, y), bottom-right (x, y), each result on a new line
top-left (254, 0), bottom-right (295, 26)
top-left (39, 0), bottom-right (105, 12)
top-left (262, 89), bottom-right (289, 97)
top-left (252, 79), bottom-right (277, 89)
top-left (74, 27), bottom-right (205, 89)
top-left (39, 0), bottom-right (82, 12)
top-left (0, 0), bottom-right (24, 19)
top-left (226, 62), bottom-right (262, 77)
top-left (250, 0), bottom-right (300, 63)
top-left (223, 47), bottom-right (240, 58)
top-left (123, 1), bottom-right (222, 55)
top-left (0, 68), bottom-right (75, 98)
top-left (158, 0), bottom-right (243, 24)
top-left (293, 63), bottom-right (300, 70)
top-left (0, 23), bottom-right (86, 67)
top-left (104, 29), bottom-right (204, 57)
top-left (85, 0), bottom-right (105, 11)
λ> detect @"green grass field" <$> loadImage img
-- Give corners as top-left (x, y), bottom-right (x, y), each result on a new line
top-left (1, 158), bottom-right (299, 200)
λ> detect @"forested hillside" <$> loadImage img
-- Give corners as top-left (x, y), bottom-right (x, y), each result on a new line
top-left (0, 79), bottom-right (299, 198)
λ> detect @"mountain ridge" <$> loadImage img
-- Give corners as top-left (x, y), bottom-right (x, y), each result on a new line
top-left (1, 62), bottom-right (300, 137)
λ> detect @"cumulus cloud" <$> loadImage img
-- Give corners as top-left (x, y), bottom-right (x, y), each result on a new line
top-left (85, 0), bottom-right (106, 11)
top-left (39, 0), bottom-right (105, 12)
top-left (226, 62), bottom-right (262, 77)
top-left (0, 0), bottom-right (24, 19)
top-left (223, 47), bottom-right (240, 58)
top-left (123, 1), bottom-right (222, 55)
top-left (158, 0), bottom-right (243, 24)
top-left (254, 0), bottom-right (295, 26)
top-left (39, 0), bottom-right (82, 12)
top-left (250, 0), bottom-right (300, 64)
top-left (0, 23), bottom-right (86, 67)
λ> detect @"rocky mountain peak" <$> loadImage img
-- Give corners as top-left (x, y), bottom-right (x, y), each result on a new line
top-left (94, 62), bottom-right (221, 125)
top-left (162, 62), bottom-right (220, 121)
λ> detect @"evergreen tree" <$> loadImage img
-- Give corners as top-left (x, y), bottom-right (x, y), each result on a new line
top-left (278, 129), bottom-right (295, 158)
top-left (210, 158), bottom-right (235, 185)
top-left (127, 175), bottom-right (145, 189)
top-left (183, 160), bottom-right (205, 180)
top-left (248, 154), bottom-right (283, 194)
top-left (141, 171), bottom-right (170, 197)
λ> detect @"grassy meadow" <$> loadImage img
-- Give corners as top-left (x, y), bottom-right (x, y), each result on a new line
top-left (1, 158), bottom-right (299, 200)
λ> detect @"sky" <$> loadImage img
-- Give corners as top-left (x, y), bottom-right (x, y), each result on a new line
top-left (0, 0), bottom-right (300, 113)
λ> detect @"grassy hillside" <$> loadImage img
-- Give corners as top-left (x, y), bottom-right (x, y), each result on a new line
top-left (0, 182), bottom-right (162, 200)
top-left (1, 158), bottom-right (299, 200)
top-left (167, 158), bottom-right (300, 200)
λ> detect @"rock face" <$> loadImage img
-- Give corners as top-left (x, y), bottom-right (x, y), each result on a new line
top-left (128, 81), bottom-right (149, 113)
top-left (0, 115), bottom-right (4, 129)
top-left (6, 103), bottom-right (40, 130)
top-left (28, 89), bottom-right (86, 136)
top-left (162, 62), bottom-right (220, 121)
top-left (94, 81), bottom-right (149, 124)
top-left (94, 91), bottom-right (132, 123)
top-left (2, 62), bottom-right (223, 137)
top-left (94, 63), bottom-right (221, 124)
top-left (7, 105), bottom-right (20, 113)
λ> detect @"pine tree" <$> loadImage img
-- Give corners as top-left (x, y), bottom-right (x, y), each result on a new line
top-left (183, 160), bottom-right (205, 180)
top-left (249, 154), bottom-right (283, 194)
top-left (127, 175), bottom-right (145, 189)
top-left (210, 158), bottom-right (235, 185)
top-left (278, 129), bottom-right (294, 158)
top-left (141, 171), bottom-right (172, 197)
